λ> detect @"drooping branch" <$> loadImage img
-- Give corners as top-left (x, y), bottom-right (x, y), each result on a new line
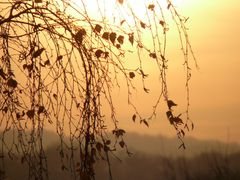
top-left (0, 0), bottom-right (197, 179)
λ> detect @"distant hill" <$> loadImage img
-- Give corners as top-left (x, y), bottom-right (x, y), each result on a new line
top-left (124, 133), bottom-right (240, 157)
top-left (1, 130), bottom-right (240, 157)
top-left (1, 130), bottom-right (240, 180)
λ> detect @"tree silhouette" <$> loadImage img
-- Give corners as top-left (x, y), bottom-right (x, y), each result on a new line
top-left (0, 0), bottom-right (198, 179)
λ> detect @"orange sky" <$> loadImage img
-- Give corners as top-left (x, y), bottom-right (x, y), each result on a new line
top-left (2, 0), bottom-right (239, 144)
top-left (184, 0), bottom-right (240, 143)
top-left (60, 0), bottom-right (240, 143)
top-left (105, 0), bottom-right (240, 143)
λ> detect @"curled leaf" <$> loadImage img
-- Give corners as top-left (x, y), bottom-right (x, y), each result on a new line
top-left (140, 119), bottom-right (149, 127)
top-left (143, 87), bottom-right (150, 93)
top-left (117, 35), bottom-right (124, 44)
top-left (132, 114), bottom-right (136, 122)
top-left (53, 93), bottom-right (57, 100)
top-left (120, 20), bottom-right (126, 25)
top-left (167, 100), bottom-right (177, 109)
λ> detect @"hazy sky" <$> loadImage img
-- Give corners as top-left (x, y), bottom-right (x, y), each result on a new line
top-left (174, 0), bottom-right (240, 143)
top-left (2, 0), bottom-right (239, 144)
top-left (108, 0), bottom-right (240, 143)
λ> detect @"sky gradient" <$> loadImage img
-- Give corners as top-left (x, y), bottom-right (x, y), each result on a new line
top-left (110, 0), bottom-right (240, 144)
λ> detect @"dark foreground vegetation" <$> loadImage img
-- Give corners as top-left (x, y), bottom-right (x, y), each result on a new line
top-left (2, 132), bottom-right (240, 180)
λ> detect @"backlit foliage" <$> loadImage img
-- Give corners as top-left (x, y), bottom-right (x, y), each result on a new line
top-left (0, 0), bottom-right (197, 179)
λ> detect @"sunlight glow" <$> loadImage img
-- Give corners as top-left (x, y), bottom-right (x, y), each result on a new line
top-left (68, 0), bottom-right (189, 26)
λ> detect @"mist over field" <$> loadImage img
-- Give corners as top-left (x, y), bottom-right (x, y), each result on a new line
top-left (2, 131), bottom-right (240, 180)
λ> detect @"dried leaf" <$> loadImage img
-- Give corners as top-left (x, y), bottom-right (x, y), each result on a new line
top-left (117, 35), bottom-right (124, 44)
top-left (117, 0), bottom-right (124, 4)
top-left (167, 100), bottom-right (177, 109)
top-left (75, 29), bottom-right (86, 44)
top-left (102, 32), bottom-right (109, 40)
top-left (129, 72), bottom-right (135, 79)
top-left (2, 107), bottom-right (8, 113)
top-left (132, 114), bottom-right (136, 122)
top-left (181, 129), bottom-right (185, 137)
top-left (7, 78), bottom-right (18, 88)
top-left (148, 4), bottom-right (155, 11)
top-left (27, 64), bottom-right (33, 72)
top-left (104, 52), bottom-right (109, 58)
top-left (95, 49), bottom-right (103, 58)
top-left (143, 87), bottom-right (150, 93)
top-left (128, 33), bottom-right (134, 45)
top-left (110, 32), bottom-right (117, 44)
top-left (116, 44), bottom-right (121, 49)
top-left (0, 68), bottom-right (6, 80)
top-left (119, 140), bottom-right (125, 148)
top-left (172, 116), bottom-right (183, 124)
top-left (38, 106), bottom-right (45, 114)
top-left (26, 109), bottom-right (35, 119)
top-left (160, 54), bottom-right (165, 60)
top-left (35, 0), bottom-right (42, 3)
top-left (139, 69), bottom-right (148, 78)
top-left (166, 110), bottom-right (173, 119)
top-left (120, 20), bottom-right (126, 25)
top-left (53, 93), bottom-right (57, 100)
top-left (44, 59), bottom-right (50, 66)
top-left (94, 24), bottom-right (102, 34)
top-left (112, 129), bottom-right (126, 137)
top-left (149, 52), bottom-right (157, 59)
top-left (159, 20), bottom-right (165, 27)
top-left (32, 48), bottom-right (45, 58)
top-left (140, 21), bottom-right (146, 29)
top-left (178, 143), bottom-right (186, 149)
top-left (167, 3), bottom-right (172, 9)
top-left (96, 142), bottom-right (103, 152)
top-left (104, 145), bottom-right (110, 152)
top-left (140, 119), bottom-right (149, 127)
top-left (105, 140), bottom-right (111, 145)
top-left (191, 123), bottom-right (194, 130)
top-left (57, 55), bottom-right (63, 61)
